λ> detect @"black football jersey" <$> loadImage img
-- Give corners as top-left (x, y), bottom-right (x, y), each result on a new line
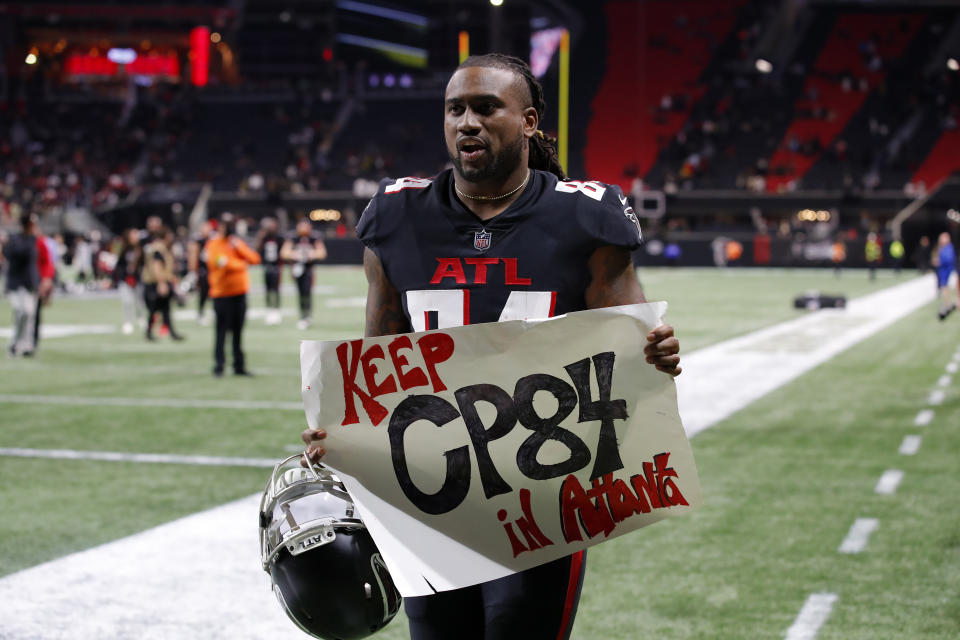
top-left (356, 168), bottom-right (642, 330)
top-left (289, 232), bottom-right (322, 266)
top-left (260, 233), bottom-right (283, 266)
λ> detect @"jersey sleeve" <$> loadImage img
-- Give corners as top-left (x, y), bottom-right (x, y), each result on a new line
top-left (575, 183), bottom-right (643, 251)
top-left (355, 178), bottom-right (394, 252)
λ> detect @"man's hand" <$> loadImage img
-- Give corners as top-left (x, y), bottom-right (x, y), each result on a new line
top-left (645, 324), bottom-right (681, 376)
top-left (300, 427), bottom-right (327, 466)
top-left (38, 277), bottom-right (53, 301)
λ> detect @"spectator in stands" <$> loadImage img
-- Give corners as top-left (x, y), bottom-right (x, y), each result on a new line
top-left (205, 212), bottom-right (261, 377)
top-left (141, 225), bottom-right (183, 341)
top-left (281, 220), bottom-right (327, 330)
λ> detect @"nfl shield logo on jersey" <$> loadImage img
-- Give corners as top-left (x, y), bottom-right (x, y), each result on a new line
top-left (473, 229), bottom-right (492, 251)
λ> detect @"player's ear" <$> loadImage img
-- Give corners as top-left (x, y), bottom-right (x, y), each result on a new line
top-left (521, 106), bottom-right (538, 139)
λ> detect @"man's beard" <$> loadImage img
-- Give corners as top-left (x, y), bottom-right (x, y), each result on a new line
top-left (449, 132), bottom-right (525, 184)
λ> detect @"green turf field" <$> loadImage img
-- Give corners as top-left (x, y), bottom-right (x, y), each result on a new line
top-left (1, 266), bottom-right (956, 639)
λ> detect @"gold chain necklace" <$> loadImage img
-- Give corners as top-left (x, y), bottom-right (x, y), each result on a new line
top-left (455, 170), bottom-right (530, 201)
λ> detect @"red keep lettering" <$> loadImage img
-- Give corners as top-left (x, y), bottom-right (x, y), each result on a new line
top-left (388, 336), bottom-right (429, 390)
top-left (360, 344), bottom-right (398, 397)
top-left (416, 332), bottom-right (455, 392)
top-left (337, 340), bottom-right (389, 426)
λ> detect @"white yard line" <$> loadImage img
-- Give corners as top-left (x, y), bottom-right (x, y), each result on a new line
top-left (785, 592), bottom-right (839, 640)
top-left (928, 389), bottom-right (946, 405)
top-left (0, 324), bottom-right (116, 339)
top-left (937, 375), bottom-right (952, 387)
top-left (947, 362), bottom-right (958, 374)
top-left (838, 518), bottom-right (879, 554)
top-left (874, 470), bottom-right (904, 495)
top-left (325, 296), bottom-right (367, 308)
top-left (0, 448), bottom-right (276, 468)
top-left (914, 409), bottom-right (935, 427)
top-left (0, 275), bottom-right (936, 639)
top-left (0, 393), bottom-right (302, 411)
top-left (898, 435), bottom-right (922, 456)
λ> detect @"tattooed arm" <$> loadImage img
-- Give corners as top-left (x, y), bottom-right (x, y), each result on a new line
top-left (585, 245), bottom-right (681, 376)
top-left (363, 248), bottom-right (411, 337)
top-left (303, 249), bottom-right (410, 462)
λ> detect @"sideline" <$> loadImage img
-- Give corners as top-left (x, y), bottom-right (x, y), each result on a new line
top-left (0, 275), bottom-right (937, 639)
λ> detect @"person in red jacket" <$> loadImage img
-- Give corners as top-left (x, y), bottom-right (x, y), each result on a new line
top-left (204, 212), bottom-right (261, 377)
top-left (32, 227), bottom-right (56, 353)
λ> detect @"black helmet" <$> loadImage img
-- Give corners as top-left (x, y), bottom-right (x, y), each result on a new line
top-left (259, 454), bottom-right (402, 640)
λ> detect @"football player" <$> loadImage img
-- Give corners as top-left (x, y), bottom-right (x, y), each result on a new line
top-left (256, 216), bottom-right (284, 325)
top-left (302, 53), bottom-right (681, 640)
top-left (187, 220), bottom-right (215, 325)
top-left (281, 220), bottom-right (327, 330)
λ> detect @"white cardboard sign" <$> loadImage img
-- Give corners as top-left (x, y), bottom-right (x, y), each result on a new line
top-left (300, 302), bottom-right (701, 597)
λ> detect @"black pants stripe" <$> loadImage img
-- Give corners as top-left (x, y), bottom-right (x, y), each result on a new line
top-left (296, 272), bottom-right (312, 319)
top-left (213, 294), bottom-right (247, 373)
top-left (405, 551), bottom-right (587, 640)
top-left (197, 269), bottom-right (209, 315)
top-left (264, 266), bottom-right (281, 308)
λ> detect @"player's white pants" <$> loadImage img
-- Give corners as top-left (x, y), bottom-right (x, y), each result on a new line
top-left (119, 282), bottom-right (144, 326)
top-left (7, 287), bottom-right (37, 355)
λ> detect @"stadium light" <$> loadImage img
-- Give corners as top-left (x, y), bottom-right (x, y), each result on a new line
top-left (948, 58), bottom-right (959, 72)
top-left (755, 58), bottom-right (772, 74)
top-left (107, 48), bottom-right (138, 64)
top-left (25, 53), bottom-right (38, 65)
top-left (490, 0), bottom-right (504, 6)
top-left (210, 32), bottom-right (222, 44)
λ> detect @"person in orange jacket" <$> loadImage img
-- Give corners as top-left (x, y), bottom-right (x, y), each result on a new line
top-left (204, 212), bottom-right (261, 376)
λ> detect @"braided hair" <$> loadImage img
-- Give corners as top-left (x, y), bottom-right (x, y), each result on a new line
top-left (456, 53), bottom-right (567, 180)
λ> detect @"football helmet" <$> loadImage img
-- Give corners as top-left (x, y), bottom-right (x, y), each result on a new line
top-left (259, 453), bottom-right (402, 640)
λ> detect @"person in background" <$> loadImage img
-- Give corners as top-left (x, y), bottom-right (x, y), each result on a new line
top-left (4, 214), bottom-right (41, 356)
top-left (31, 225), bottom-right (55, 353)
top-left (187, 220), bottom-right (215, 326)
top-left (889, 238), bottom-right (904, 275)
top-left (113, 228), bottom-right (144, 335)
top-left (256, 216), bottom-right (284, 325)
top-left (141, 225), bottom-right (183, 341)
top-left (164, 227), bottom-right (187, 308)
top-left (73, 233), bottom-right (93, 286)
top-left (934, 231), bottom-right (956, 321)
top-left (912, 235), bottom-right (931, 275)
top-left (281, 219), bottom-right (327, 330)
top-left (831, 234), bottom-right (847, 278)
top-left (865, 232), bottom-right (882, 281)
top-left (205, 212), bottom-right (260, 377)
